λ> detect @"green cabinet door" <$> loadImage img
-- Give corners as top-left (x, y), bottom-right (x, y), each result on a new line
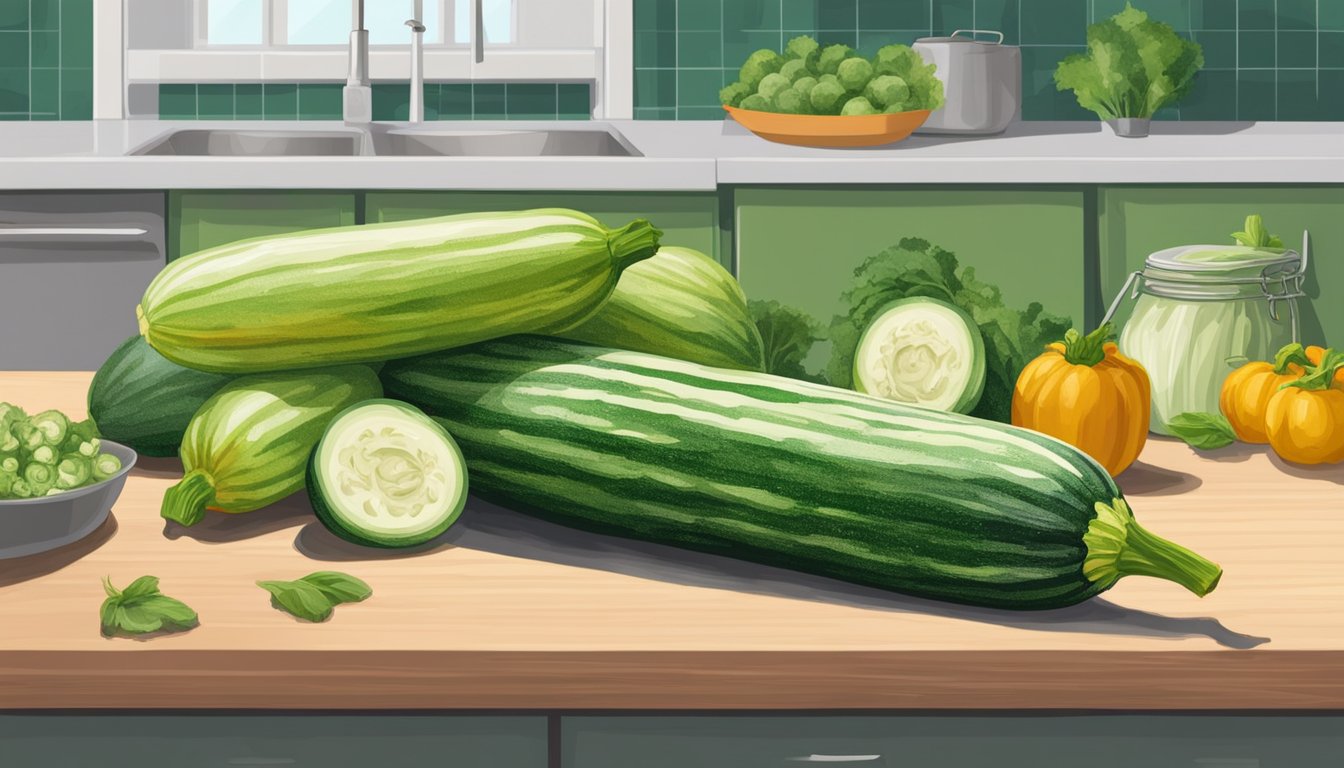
top-left (1098, 186), bottom-right (1342, 346)
top-left (735, 187), bottom-right (1088, 376)
top-left (169, 191), bottom-right (358, 261)
top-left (365, 191), bottom-right (726, 268)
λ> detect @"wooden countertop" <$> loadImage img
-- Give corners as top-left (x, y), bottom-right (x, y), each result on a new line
top-left (2, 372), bottom-right (1342, 710)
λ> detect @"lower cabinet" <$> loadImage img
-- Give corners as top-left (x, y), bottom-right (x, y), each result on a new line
top-left (0, 714), bottom-right (549, 768)
top-left (562, 715), bottom-right (1344, 768)
top-left (365, 191), bottom-right (725, 269)
top-left (169, 191), bottom-right (358, 261)
top-left (1098, 186), bottom-right (1343, 346)
top-left (734, 187), bottom-right (1089, 376)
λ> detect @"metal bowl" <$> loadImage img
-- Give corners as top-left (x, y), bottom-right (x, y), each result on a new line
top-left (0, 440), bottom-right (136, 559)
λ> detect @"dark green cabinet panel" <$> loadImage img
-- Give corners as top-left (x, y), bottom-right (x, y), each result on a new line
top-left (366, 191), bottom-right (725, 267)
top-left (0, 715), bottom-right (548, 768)
top-left (735, 187), bottom-right (1087, 375)
top-left (169, 191), bottom-right (357, 260)
top-left (1098, 186), bottom-right (1341, 346)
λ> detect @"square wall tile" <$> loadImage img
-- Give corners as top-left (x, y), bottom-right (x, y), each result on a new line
top-left (438, 83), bottom-right (473, 117)
top-left (1237, 69), bottom-right (1277, 120)
top-left (634, 0), bottom-right (676, 31)
top-left (933, 0), bottom-right (976, 37)
top-left (1276, 70), bottom-right (1320, 120)
top-left (723, 29), bottom-right (783, 66)
top-left (158, 84), bottom-right (197, 119)
top-left (29, 69), bottom-right (60, 116)
top-left (781, 1), bottom-right (819, 30)
top-left (506, 83), bottom-right (556, 119)
top-left (723, 0), bottom-right (780, 31)
top-left (0, 32), bottom-right (27, 70)
top-left (1277, 30), bottom-right (1318, 69)
top-left (373, 82), bottom-right (410, 121)
top-left (816, 0), bottom-right (857, 32)
top-left (298, 83), bottom-right (343, 119)
top-left (1019, 0), bottom-right (1084, 45)
top-left (677, 0), bottom-right (723, 32)
top-left (1190, 0), bottom-right (1237, 30)
top-left (635, 30), bottom-right (677, 68)
top-left (1323, 2), bottom-right (1344, 31)
top-left (472, 83), bottom-right (506, 119)
top-left (1321, 31), bottom-right (1344, 68)
top-left (59, 69), bottom-right (93, 120)
top-left (677, 68), bottom-right (724, 107)
top-left (30, 0), bottom-right (59, 30)
top-left (678, 30), bottom-right (723, 68)
top-left (235, 84), bottom-right (264, 119)
top-left (0, 2), bottom-right (28, 31)
top-left (0, 67), bottom-right (29, 112)
top-left (61, 0), bottom-right (94, 69)
top-left (858, 0), bottom-right (929, 30)
top-left (1316, 71), bottom-right (1344, 119)
top-left (975, 0), bottom-right (1021, 45)
top-left (557, 83), bottom-right (590, 118)
top-left (1238, 0), bottom-right (1276, 30)
top-left (1238, 30), bottom-right (1276, 69)
top-left (1179, 69), bottom-right (1237, 120)
top-left (263, 83), bottom-right (298, 119)
top-left (30, 30), bottom-right (60, 69)
top-left (634, 68), bottom-right (676, 108)
top-left (1192, 30), bottom-right (1236, 70)
top-left (1275, 0), bottom-right (1317, 31)
top-left (196, 84), bottom-right (235, 119)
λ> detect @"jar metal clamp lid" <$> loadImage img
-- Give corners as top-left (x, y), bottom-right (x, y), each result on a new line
top-left (1102, 231), bottom-right (1310, 341)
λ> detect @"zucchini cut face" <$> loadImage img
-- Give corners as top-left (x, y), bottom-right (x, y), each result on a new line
top-left (308, 400), bottom-right (468, 548)
top-left (852, 297), bottom-right (986, 414)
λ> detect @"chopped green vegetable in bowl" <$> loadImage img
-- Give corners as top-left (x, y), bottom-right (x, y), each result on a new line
top-left (722, 35), bottom-right (945, 116)
top-left (0, 404), bottom-right (124, 500)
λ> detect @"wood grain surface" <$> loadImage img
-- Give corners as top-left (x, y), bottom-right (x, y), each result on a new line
top-left (1, 372), bottom-right (1342, 709)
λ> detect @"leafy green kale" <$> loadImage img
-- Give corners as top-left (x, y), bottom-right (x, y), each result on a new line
top-left (826, 238), bottom-right (1071, 423)
top-left (749, 300), bottom-right (825, 384)
top-left (1054, 3), bottom-right (1203, 119)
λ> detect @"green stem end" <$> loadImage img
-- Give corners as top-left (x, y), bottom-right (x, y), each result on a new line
top-left (1283, 347), bottom-right (1344, 392)
top-left (1272, 342), bottom-right (1310, 374)
top-left (1083, 498), bottom-right (1223, 597)
top-left (1060, 323), bottom-right (1114, 367)
top-left (607, 219), bottom-right (663, 270)
top-left (160, 469), bottom-right (217, 527)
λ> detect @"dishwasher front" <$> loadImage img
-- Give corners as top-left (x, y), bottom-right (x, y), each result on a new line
top-left (0, 192), bottom-right (166, 370)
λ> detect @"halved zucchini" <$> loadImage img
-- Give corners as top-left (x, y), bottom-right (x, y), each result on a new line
top-left (852, 296), bottom-right (986, 414)
top-left (308, 400), bottom-right (468, 548)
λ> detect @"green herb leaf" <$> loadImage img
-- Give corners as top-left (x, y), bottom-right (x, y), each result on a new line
top-left (99, 576), bottom-right (199, 638)
top-left (749, 300), bottom-right (824, 383)
top-left (257, 579), bottom-right (336, 623)
top-left (299, 571), bottom-right (373, 605)
top-left (1167, 412), bottom-right (1238, 451)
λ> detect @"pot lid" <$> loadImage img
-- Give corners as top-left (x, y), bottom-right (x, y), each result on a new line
top-left (1144, 244), bottom-right (1300, 275)
top-left (915, 29), bottom-right (1005, 45)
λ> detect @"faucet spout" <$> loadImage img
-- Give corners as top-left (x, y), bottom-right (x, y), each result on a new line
top-left (406, 18), bottom-right (426, 124)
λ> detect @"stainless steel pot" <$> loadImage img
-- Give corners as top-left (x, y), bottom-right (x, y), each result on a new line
top-left (912, 30), bottom-right (1021, 135)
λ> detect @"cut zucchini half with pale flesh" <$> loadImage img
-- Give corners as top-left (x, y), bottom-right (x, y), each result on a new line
top-left (852, 297), bottom-right (986, 414)
top-left (308, 399), bottom-right (468, 548)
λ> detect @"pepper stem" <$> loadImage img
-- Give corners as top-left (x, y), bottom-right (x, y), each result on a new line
top-left (160, 469), bottom-right (217, 527)
top-left (1082, 498), bottom-right (1222, 597)
top-left (1284, 347), bottom-right (1344, 392)
top-left (1060, 323), bottom-right (1113, 367)
top-left (1272, 342), bottom-right (1310, 374)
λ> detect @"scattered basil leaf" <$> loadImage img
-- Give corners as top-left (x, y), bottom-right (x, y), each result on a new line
top-left (300, 571), bottom-right (373, 604)
top-left (100, 575), bottom-right (199, 638)
top-left (1167, 412), bottom-right (1238, 451)
top-left (258, 579), bottom-right (335, 623)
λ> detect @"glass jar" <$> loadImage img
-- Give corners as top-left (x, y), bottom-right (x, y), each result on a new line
top-left (1105, 241), bottom-right (1308, 435)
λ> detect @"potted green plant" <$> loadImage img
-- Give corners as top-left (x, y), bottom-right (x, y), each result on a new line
top-left (1054, 3), bottom-right (1203, 137)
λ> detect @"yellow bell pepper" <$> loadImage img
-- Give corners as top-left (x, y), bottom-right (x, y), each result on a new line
top-left (1265, 348), bottom-right (1344, 465)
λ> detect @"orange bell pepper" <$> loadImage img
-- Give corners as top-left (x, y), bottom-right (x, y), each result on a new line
top-left (1265, 348), bottom-right (1344, 465)
top-left (1219, 343), bottom-right (1311, 444)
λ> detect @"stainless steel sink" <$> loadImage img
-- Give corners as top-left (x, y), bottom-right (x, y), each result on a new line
top-left (131, 129), bottom-right (367, 156)
top-left (370, 128), bottom-right (640, 157)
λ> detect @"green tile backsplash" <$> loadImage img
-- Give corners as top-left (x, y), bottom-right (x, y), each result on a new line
top-left (158, 83), bottom-right (592, 121)
top-left (635, 0), bottom-right (1344, 121)
top-left (0, 0), bottom-right (93, 120)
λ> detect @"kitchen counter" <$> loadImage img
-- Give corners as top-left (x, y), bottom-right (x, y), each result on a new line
top-left (2, 372), bottom-right (1343, 711)
top-left (1, 120), bottom-right (1342, 191)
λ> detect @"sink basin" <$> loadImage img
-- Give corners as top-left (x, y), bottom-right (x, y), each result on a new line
top-left (132, 129), bottom-right (367, 156)
top-left (371, 128), bottom-right (639, 157)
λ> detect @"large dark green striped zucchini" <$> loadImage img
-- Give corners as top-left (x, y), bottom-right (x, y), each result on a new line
top-left (382, 337), bottom-right (1221, 611)
top-left (138, 209), bottom-right (661, 373)
top-left (87, 335), bottom-right (236, 457)
top-left (558, 246), bottom-right (766, 372)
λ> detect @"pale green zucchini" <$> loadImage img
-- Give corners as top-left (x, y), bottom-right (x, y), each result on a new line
top-left (138, 209), bottom-right (661, 373)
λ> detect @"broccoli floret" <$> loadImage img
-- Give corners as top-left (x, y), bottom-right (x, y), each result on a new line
top-left (840, 96), bottom-right (877, 116)
top-left (784, 35), bottom-right (821, 70)
top-left (772, 88), bottom-right (812, 114)
top-left (719, 81), bottom-right (752, 108)
top-left (864, 74), bottom-right (911, 109)
top-left (809, 79), bottom-right (848, 114)
top-left (757, 72), bottom-right (792, 102)
top-left (780, 59), bottom-right (809, 83)
top-left (739, 93), bottom-right (770, 112)
top-left (739, 49), bottom-right (785, 90)
top-left (817, 44), bottom-right (856, 76)
top-left (792, 75), bottom-right (818, 95)
top-left (872, 44), bottom-right (925, 77)
top-left (836, 57), bottom-right (875, 93)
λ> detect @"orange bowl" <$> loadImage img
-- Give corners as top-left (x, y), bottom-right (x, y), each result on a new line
top-left (724, 106), bottom-right (932, 148)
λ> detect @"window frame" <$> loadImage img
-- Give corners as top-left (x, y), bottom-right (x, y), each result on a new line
top-left (195, 0), bottom-right (473, 49)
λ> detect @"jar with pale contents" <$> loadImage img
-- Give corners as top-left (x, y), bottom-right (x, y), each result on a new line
top-left (1105, 240), bottom-right (1307, 435)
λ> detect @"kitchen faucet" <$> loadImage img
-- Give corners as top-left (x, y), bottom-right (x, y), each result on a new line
top-left (406, 2), bottom-right (426, 124)
top-left (343, 0), bottom-right (371, 124)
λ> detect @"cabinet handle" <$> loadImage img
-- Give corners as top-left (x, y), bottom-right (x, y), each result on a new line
top-left (786, 756), bottom-right (882, 763)
top-left (0, 226), bottom-right (150, 239)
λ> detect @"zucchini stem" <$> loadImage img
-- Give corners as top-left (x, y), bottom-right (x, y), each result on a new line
top-left (1082, 498), bottom-right (1222, 597)
top-left (160, 469), bottom-right (217, 527)
top-left (606, 219), bottom-right (663, 269)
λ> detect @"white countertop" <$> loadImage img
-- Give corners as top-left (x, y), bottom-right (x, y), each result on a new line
top-left (1, 119), bottom-right (1341, 191)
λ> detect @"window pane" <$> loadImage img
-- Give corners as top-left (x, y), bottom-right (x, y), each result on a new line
top-left (367, 1), bottom-right (442, 45)
top-left (207, 0), bottom-right (264, 45)
top-left (288, 0), bottom-right (349, 45)
top-left (454, 0), bottom-right (514, 44)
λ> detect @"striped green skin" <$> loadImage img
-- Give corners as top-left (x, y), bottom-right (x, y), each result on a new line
top-left (138, 209), bottom-right (661, 373)
top-left (558, 247), bottom-right (767, 372)
top-left (382, 337), bottom-right (1123, 610)
top-left (179, 366), bottom-right (382, 513)
top-left (86, 335), bottom-right (236, 457)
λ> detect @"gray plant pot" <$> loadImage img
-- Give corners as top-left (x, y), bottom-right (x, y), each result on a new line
top-left (1107, 118), bottom-right (1151, 138)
